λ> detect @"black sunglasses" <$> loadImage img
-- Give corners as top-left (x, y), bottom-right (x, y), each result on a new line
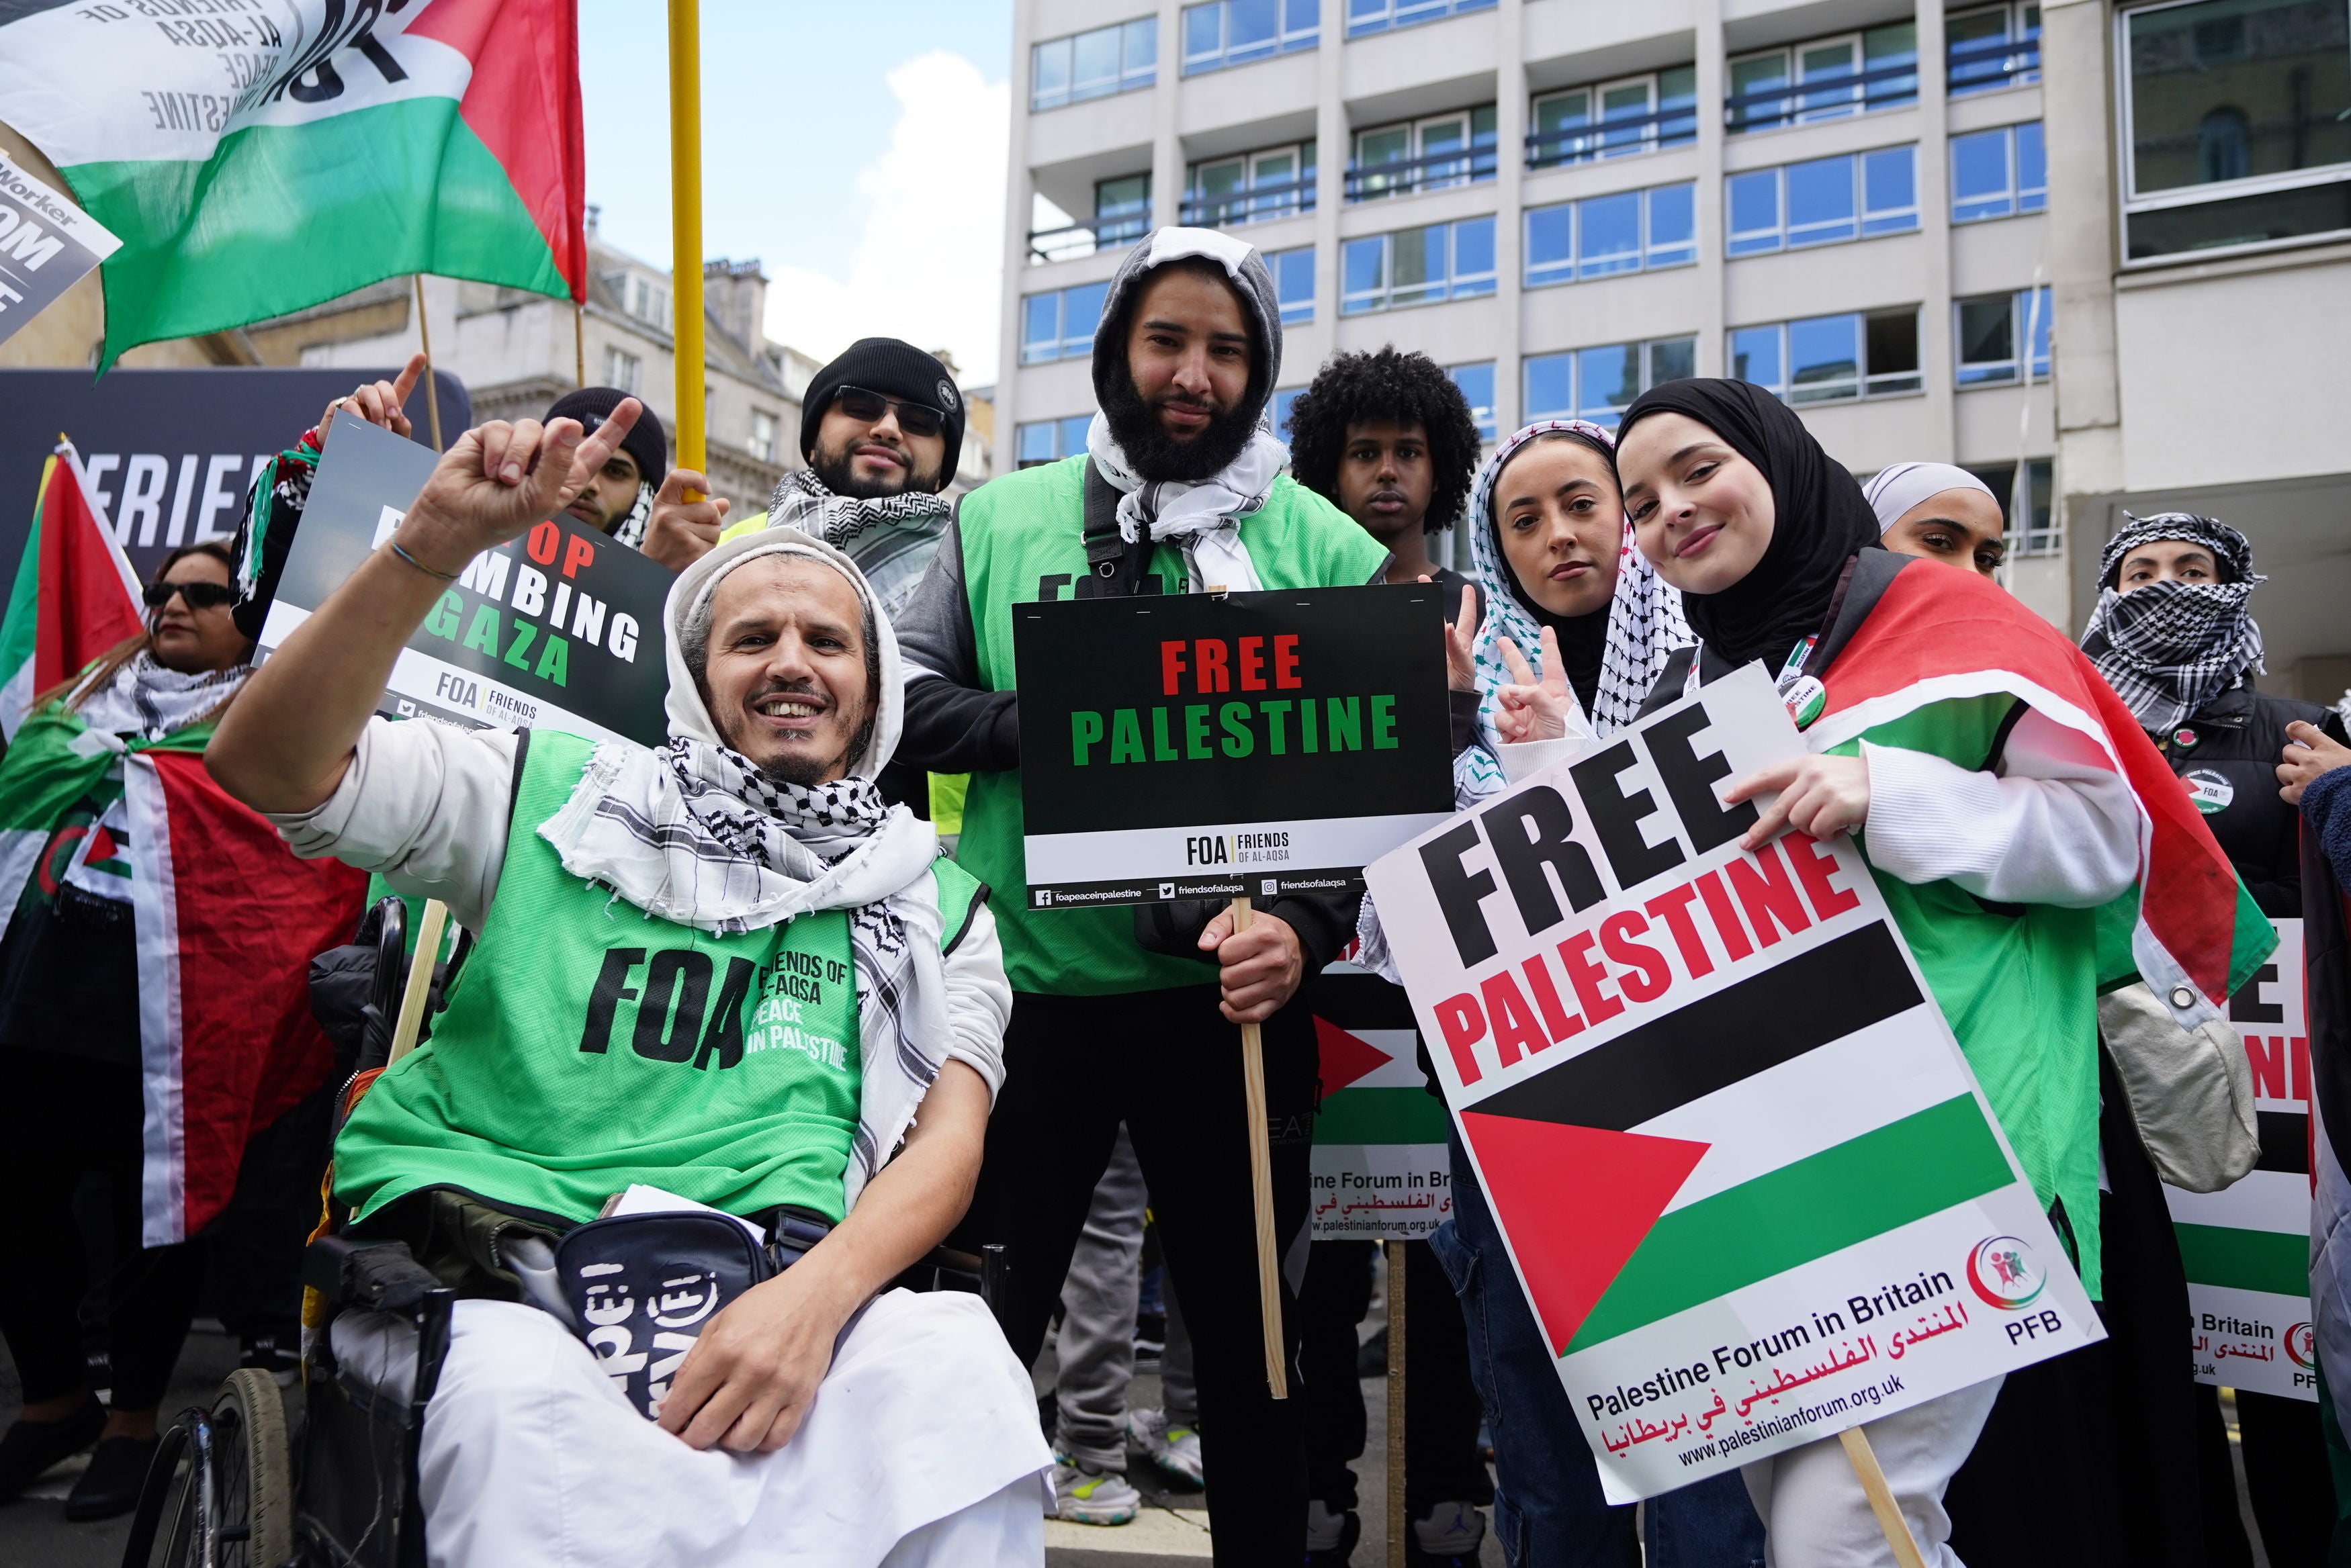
top-left (144, 580), bottom-right (236, 611)
top-left (834, 385), bottom-right (946, 439)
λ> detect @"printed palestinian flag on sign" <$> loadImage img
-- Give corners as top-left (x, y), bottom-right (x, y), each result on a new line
top-left (0, 706), bottom-right (365, 1245)
top-left (0, 445), bottom-right (143, 739)
top-left (1309, 966), bottom-right (1453, 1240)
top-left (0, 0), bottom-right (585, 368)
top-left (1804, 557), bottom-right (2274, 1025)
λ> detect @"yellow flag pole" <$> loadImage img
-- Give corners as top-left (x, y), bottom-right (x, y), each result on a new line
top-left (667, 0), bottom-right (705, 504)
top-left (412, 275), bottom-right (443, 453)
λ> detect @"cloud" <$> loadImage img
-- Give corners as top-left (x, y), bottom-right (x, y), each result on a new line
top-left (762, 51), bottom-right (1008, 386)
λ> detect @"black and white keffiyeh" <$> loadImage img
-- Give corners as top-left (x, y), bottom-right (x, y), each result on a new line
top-left (537, 529), bottom-right (958, 1209)
top-left (768, 467), bottom-right (952, 549)
top-left (1085, 412), bottom-right (1286, 593)
top-left (2081, 512), bottom-right (2266, 733)
top-left (71, 652), bottom-right (249, 741)
top-left (608, 481), bottom-right (656, 551)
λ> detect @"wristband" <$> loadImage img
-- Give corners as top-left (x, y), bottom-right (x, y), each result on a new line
top-left (388, 540), bottom-right (459, 581)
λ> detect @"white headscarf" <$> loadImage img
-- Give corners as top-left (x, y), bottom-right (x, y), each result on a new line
top-left (1861, 463), bottom-right (1996, 533)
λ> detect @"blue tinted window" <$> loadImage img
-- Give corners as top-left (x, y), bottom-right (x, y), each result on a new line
top-left (1577, 191), bottom-right (1640, 277)
top-left (1950, 128), bottom-right (2010, 222)
top-left (1341, 236), bottom-right (1384, 314)
top-left (1061, 282), bottom-right (1108, 357)
top-left (2015, 122), bottom-right (2046, 212)
top-left (1728, 170), bottom-right (1781, 255)
top-left (1273, 388), bottom-right (1303, 439)
top-left (1787, 314), bottom-right (1860, 402)
top-left (1730, 325), bottom-right (1781, 391)
top-left (1785, 156), bottom-right (1857, 246)
top-left (1450, 217), bottom-right (1497, 297)
top-left (1390, 226), bottom-right (1446, 306)
top-left (2024, 286), bottom-right (2050, 375)
top-left (1647, 183), bottom-right (1696, 267)
top-left (1647, 336), bottom-right (1696, 385)
top-left (1448, 362), bottom-right (1496, 440)
top-left (1061, 414), bottom-right (1094, 455)
top-left (1861, 146), bottom-right (1916, 233)
top-left (1016, 422), bottom-right (1059, 465)
top-left (1272, 246), bottom-right (1315, 323)
top-left (1523, 353), bottom-right (1574, 421)
top-left (1525, 203), bottom-right (1574, 287)
top-left (1022, 293), bottom-right (1061, 363)
top-left (1577, 344), bottom-right (1641, 426)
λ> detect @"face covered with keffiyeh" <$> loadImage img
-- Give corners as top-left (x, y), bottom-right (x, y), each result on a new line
top-left (2081, 511), bottom-right (2267, 734)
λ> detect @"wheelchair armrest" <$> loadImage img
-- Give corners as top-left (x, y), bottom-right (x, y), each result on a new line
top-left (305, 1235), bottom-right (443, 1315)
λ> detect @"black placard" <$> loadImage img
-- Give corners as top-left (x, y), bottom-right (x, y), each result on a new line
top-left (1012, 585), bottom-right (1453, 905)
top-left (257, 412), bottom-right (669, 745)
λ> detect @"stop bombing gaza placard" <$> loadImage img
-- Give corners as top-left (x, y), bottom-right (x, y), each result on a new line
top-left (1363, 664), bottom-right (2102, 1501)
top-left (257, 412), bottom-right (669, 745)
top-left (2166, 919), bottom-right (2318, 1401)
top-left (1012, 584), bottom-right (1452, 909)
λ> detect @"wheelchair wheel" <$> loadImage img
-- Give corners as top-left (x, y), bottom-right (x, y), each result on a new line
top-left (122, 1368), bottom-right (293, 1568)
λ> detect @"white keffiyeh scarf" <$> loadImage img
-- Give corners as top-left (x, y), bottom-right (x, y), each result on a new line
top-left (70, 651), bottom-right (250, 741)
top-left (1085, 412), bottom-right (1288, 593)
top-left (537, 530), bottom-right (956, 1208)
top-left (768, 467), bottom-right (952, 548)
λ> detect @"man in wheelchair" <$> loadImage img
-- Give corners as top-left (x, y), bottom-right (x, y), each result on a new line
top-left (207, 401), bottom-right (1051, 1567)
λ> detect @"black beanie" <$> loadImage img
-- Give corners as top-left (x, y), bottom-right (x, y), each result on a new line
top-left (799, 338), bottom-right (965, 494)
top-left (545, 386), bottom-right (668, 491)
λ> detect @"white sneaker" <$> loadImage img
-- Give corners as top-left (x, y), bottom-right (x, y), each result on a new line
top-left (1051, 1452), bottom-right (1141, 1525)
top-left (1126, 1405), bottom-right (1204, 1488)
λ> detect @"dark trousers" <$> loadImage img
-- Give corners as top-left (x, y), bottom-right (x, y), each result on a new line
top-left (0, 1050), bottom-right (324, 1411)
top-left (1946, 1056), bottom-right (2215, 1567)
top-left (951, 986), bottom-right (1317, 1567)
top-left (1299, 1238), bottom-right (1491, 1517)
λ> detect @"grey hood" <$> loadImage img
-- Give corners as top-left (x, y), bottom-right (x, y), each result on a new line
top-left (1091, 226), bottom-right (1284, 433)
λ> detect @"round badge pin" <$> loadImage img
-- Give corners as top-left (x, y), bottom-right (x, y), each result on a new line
top-left (1783, 675), bottom-right (1827, 730)
top-left (2173, 727), bottom-right (2199, 747)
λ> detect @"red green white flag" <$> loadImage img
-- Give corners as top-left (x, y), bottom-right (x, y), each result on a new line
top-left (0, 443), bottom-right (144, 739)
top-left (0, 0), bottom-right (585, 369)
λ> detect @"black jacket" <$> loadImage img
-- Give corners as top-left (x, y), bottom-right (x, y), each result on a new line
top-left (2149, 682), bottom-right (2347, 919)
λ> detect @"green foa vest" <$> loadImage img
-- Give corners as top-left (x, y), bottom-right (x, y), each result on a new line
top-left (332, 731), bottom-right (981, 1228)
top-left (1837, 694), bottom-right (2105, 1295)
top-left (952, 455), bottom-right (1389, 996)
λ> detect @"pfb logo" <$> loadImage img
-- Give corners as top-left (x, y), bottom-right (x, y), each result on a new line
top-left (2287, 1322), bottom-right (2318, 1369)
top-left (1965, 1236), bottom-right (2045, 1310)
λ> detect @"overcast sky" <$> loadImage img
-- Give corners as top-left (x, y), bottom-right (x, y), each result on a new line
top-left (579, 1), bottom-right (1014, 385)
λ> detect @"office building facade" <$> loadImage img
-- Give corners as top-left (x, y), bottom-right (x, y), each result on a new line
top-left (997, 0), bottom-right (2068, 618)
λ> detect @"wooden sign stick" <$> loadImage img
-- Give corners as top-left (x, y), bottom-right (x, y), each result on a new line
top-left (1386, 1238), bottom-right (1408, 1568)
top-left (1230, 894), bottom-right (1288, 1398)
top-left (1838, 1426), bottom-right (1928, 1568)
top-left (386, 898), bottom-right (448, 1068)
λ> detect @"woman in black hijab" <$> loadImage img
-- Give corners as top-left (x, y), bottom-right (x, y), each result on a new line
top-left (1610, 380), bottom-right (2215, 1567)
top-left (1617, 377), bottom-right (1883, 686)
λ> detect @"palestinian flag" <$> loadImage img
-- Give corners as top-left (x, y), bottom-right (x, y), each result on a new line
top-left (0, 443), bottom-right (143, 739)
top-left (0, 705), bottom-right (365, 1244)
top-left (1462, 919), bottom-right (2023, 1355)
top-left (0, 0), bottom-right (585, 369)
top-left (1806, 553), bottom-right (2274, 1022)
top-left (1308, 967), bottom-right (1452, 1239)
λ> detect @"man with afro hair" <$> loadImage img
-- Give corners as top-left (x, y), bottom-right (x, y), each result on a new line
top-left (1284, 347), bottom-right (1483, 617)
top-left (1286, 347), bottom-right (1498, 1562)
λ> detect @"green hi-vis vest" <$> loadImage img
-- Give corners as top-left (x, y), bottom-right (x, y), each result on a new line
top-left (952, 454), bottom-right (1389, 996)
top-left (332, 730), bottom-right (983, 1228)
top-left (1837, 695), bottom-right (2106, 1295)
